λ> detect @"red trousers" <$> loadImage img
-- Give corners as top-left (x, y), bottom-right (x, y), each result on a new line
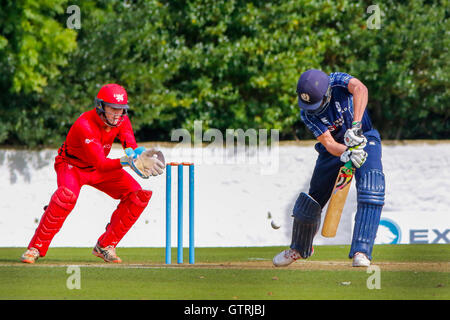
top-left (28, 161), bottom-right (152, 256)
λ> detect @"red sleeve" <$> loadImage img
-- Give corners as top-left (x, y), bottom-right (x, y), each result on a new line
top-left (74, 121), bottom-right (122, 172)
top-left (117, 116), bottom-right (138, 150)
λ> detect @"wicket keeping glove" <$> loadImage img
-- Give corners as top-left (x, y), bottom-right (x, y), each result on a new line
top-left (121, 147), bottom-right (165, 179)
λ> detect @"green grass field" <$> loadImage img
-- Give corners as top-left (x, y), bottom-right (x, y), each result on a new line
top-left (0, 244), bottom-right (448, 300)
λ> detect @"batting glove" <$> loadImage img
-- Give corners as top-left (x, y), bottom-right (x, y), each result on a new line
top-left (340, 144), bottom-right (368, 168)
top-left (344, 121), bottom-right (367, 147)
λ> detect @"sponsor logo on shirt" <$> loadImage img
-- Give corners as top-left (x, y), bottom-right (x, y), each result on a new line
top-left (326, 117), bottom-right (344, 132)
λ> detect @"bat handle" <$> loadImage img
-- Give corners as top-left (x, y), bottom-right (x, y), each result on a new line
top-left (344, 160), bottom-right (353, 169)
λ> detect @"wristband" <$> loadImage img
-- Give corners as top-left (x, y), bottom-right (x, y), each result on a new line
top-left (352, 121), bottom-right (362, 128)
top-left (351, 121), bottom-right (363, 136)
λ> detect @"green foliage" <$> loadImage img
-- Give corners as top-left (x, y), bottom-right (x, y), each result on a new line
top-left (0, 0), bottom-right (448, 147)
top-left (327, 0), bottom-right (449, 139)
top-left (0, 0), bottom-right (77, 146)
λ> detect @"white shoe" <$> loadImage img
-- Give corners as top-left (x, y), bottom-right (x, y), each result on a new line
top-left (21, 247), bottom-right (40, 264)
top-left (273, 248), bottom-right (303, 267)
top-left (352, 252), bottom-right (371, 267)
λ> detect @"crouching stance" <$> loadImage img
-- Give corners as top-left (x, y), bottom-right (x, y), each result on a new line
top-left (21, 84), bottom-right (165, 264)
top-left (273, 70), bottom-right (385, 267)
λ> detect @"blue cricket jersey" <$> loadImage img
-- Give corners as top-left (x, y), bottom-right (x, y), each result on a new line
top-left (300, 72), bottom-right (373, 144)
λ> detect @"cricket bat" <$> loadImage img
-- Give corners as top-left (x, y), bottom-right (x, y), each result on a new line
top-left (321, 161), bottom-right (355, 237)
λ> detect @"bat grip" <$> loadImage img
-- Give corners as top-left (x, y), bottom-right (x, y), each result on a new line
top-left (344, 161), bottom-right (353, 170)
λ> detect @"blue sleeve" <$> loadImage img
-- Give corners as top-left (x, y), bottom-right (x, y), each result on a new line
top-left (329, 72), bottom-right (353, 89)
top-left (300, 110), bottom-right (328, 138)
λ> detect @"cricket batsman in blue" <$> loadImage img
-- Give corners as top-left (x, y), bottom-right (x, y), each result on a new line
top-left (273, 69), bottom-right (385, 267)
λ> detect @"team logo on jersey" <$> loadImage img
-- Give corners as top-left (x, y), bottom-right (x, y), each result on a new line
top-left (114, 94), bottom-right (124, 102)
top-left (85, 138), bottom-right (94, 144)
top-left (300, 93), bottom-right (310, 102)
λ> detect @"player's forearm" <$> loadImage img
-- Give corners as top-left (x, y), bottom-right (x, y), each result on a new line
top-left (348, 78), bottom-right (368, 123)
top-left (119, 119), bottom-right (138, 150)
top-left (325, 142), bottom-right (348, 157)
top-left (84, 142), bottom-right (123, 172)
top-left (352, 85), bottom-right (368, 122)
top-left (317, 131), bottom-right (347, 157)
top-left (96, 158), bottom-right (122, 172)
top-left (119, 130), bottom-right (138, 149)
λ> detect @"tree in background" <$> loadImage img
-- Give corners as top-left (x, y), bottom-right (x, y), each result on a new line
top-left (328, 0), bottom-right (449, 139)
top-left (0, 0), bottom-right (77, 146)
top-left (0, 0), bottom-right (448, 147)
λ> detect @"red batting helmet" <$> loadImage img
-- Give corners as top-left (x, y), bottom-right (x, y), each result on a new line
top-left (95, 84), bottom-right (129, 127)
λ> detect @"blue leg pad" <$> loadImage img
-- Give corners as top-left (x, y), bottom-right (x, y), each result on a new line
top-left (349, 169), bottom-right (385, 260)
top-left (290, 192), bottom-right (322, 258)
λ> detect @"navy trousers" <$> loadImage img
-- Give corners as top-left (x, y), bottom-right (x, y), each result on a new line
top-left (308, 129), bottom-right (385, 259)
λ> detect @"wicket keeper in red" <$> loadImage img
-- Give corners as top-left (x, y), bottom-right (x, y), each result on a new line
top-left (21, 84), bottom-right (165, 263)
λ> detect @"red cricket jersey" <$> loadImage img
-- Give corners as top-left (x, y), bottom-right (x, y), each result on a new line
top-left (56, 109), bottom-right (138, 171)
